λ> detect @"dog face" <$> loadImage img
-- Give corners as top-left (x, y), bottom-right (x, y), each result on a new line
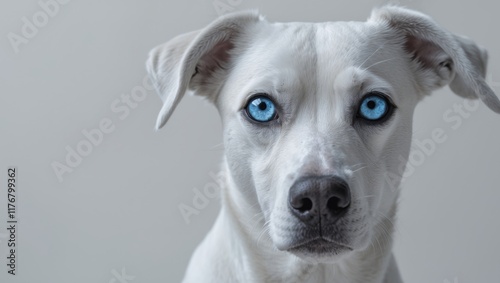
top-left (147, 7), bottom-right (500, 262)
top-left (217, 21), bottom-right (418, 261)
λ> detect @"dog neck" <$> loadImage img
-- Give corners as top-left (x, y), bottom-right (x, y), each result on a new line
top-left (183, 162), bottom-right (400, 283)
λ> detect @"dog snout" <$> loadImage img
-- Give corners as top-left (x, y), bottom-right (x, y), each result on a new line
top-left (288, 176), bottom-right (351, 225)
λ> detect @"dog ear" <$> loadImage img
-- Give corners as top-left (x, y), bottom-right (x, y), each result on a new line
top-left (146, 11), bottom-right (263, 130)
top-left (369, 6), bottom-right (500, 113)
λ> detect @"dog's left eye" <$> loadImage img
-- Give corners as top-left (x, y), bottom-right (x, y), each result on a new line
top-left (245, 95), bottom-right (278, 123)
top-left (357, 93), bottom-right (392, 122)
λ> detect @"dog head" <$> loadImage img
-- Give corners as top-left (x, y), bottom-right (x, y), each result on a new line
top-left (147, 6), bottom-right (500, 262)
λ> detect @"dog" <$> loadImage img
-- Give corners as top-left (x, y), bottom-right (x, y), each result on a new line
top-left (146, 6), bottom-right (500, 283)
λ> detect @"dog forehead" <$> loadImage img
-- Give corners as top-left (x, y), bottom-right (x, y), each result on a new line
top-left (232, 20), bottom-right (399, 89)
top-left (241, 20), bottom-right (382, 69)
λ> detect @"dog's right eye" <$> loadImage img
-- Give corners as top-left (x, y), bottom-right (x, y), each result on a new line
top-left (245, 95), bottom-right (278, 123)
top-left (356, 92), bottom-right (394, 123)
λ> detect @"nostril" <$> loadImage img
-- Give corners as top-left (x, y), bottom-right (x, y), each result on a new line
top-left (327, 197), bottom-right (342, 214)
top-left (327, 197), bottom-right (338, 209)
top-left (291, 197), bottom-right (313, 212)
top-left (298, 198), bottom-right (313, 212)
top-left (326, 194), bottom-right (350, 215)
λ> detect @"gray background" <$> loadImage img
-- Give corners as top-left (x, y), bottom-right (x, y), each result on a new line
top-left (1, 0), bottom-right (500, 282)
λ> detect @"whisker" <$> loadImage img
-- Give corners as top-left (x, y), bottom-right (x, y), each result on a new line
top-left (363, 57), bottom-right (397, 71)
top-left (348, 163), bottom-right (367, 169)
top-left (351, 194), bottom-right (376, 203)
top-left (376, 211), bottom-right (399, 236)
top-left (351, 166), bottom-right (367, 174)
top-left (256, 220), bottom-right (272, 246)
top-left (360, 44), bottom-right (386, 69)
top-left (207, 143), bottom-right (225, 151)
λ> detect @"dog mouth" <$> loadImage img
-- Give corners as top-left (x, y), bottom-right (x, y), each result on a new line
top-left (286, 238), bottom-right (353, 255)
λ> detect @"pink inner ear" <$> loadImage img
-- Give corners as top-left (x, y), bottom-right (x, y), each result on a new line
top-left (404, 35), bottom-right (451, 70)
top-left (196, 39), bottom-right (235, 77)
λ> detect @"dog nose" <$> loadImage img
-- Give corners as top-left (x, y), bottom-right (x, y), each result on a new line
top-left (288, 176), bottom-right (351, 225)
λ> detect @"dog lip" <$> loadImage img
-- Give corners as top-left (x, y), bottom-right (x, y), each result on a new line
top-left (285, 237), bottom-right (353, 252)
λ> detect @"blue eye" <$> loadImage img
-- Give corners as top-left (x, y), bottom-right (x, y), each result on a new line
top-left (358, 94), bottom-right (391, 121)
top-left (246, 96), bottom-right (277, 122)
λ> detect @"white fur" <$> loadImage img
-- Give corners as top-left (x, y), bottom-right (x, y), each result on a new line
top-left (146, 6), bottom-right (500, 283)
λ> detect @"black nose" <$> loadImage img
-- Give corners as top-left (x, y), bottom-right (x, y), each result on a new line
top-left (288, 176), bottom-right (351, 225)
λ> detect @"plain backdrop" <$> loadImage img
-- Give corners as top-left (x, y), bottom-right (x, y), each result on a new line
top-left (1, 0), bottom-right (500, 282)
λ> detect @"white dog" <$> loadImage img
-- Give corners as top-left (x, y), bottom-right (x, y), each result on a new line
top-left (146, 6), bottom-right (500, 283)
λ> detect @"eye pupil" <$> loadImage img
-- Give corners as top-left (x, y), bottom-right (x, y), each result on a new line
top-left (258, 102), bottom-right (267, 110)
top-left (367, 100), bottom-right (376, 109)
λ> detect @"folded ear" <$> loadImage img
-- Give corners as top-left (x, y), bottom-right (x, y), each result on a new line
top-left (369, 6), bottom-right (500, 113)
top-left (146, 11), bottom-right (263, 129)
